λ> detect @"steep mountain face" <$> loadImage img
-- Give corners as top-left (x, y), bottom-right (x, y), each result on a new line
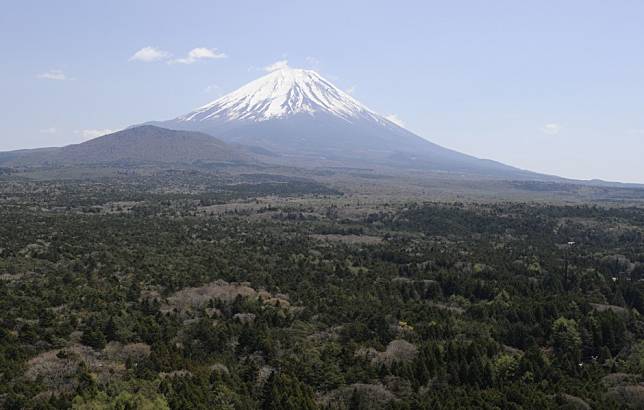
top-left (1, 126), bottom-right (249, 166)
top-left (151, 68), bottom-right (536, 178)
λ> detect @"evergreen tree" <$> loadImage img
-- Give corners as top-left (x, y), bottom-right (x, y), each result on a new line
top-left (261, 372), bottom-right (317, 410)
top-left (550, 317), bottom-right (582, 366)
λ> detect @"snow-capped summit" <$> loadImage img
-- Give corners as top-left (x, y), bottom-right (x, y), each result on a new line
top-left (177, 67), bottom-right (386, 125)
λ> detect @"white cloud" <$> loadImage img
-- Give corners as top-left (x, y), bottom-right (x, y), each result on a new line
top-left (39, 127), bottom-right (58, 134)
top-left (345, 85), bottom-right (356, 95)
top-left (172, 47), bottom-right (227, 64)
top-left (542, 123), bottom-right (561, 135)
top-left (37, 70), bottom-right (67, 80)
top-left (129, 46), bottom-right (171, 62)
top-left (264, 60), bottom-right (289, 72)
top-left (76, 129), bottom-right (117, 139)
top-left (386, 114), bottom-right (405, 127)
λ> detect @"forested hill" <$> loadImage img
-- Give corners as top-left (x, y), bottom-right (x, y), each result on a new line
top-left (0, 126), bottom-right (252, 167)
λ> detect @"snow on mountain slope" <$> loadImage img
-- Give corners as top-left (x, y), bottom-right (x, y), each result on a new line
top-left (177, 68), bottom-right (390, 125)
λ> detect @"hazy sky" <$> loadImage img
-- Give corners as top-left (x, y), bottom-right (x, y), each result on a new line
top-left (1, 1), bottom-right (643, 183)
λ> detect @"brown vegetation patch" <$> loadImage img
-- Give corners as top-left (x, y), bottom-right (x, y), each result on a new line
top-left (210, 363), bottom-right (230, 375)
top-left (607, 384), bottom-right (644, 409)
top-left (307, 329), bottom-right (340, 343)
top-left (162, 279), bottom-right (292, 314)
top-left (590, 303), bottom-right (629, 316)
top-left (103, 342), bottom-right (151, 362)
top-left (233, 313), bottom-right (256, 324)
top-left (310, 234), bottom-right (383, 245)
top-left (602, 373), bottom-right (639, 387)
top-left (0, 272), bottom-right (26, 281)
top-left (160, 370), bottom-right (193, 379)
top-left (24, 341), bottom-right (149, 393)
top-left (320, 383), bottom-right (397, 408)
top-left (163, 280), bottom-right (257, 312)
top-left (555, 393), bottom-right (591, 410)
top-left (428, 302), bottom-right (465, 314)
top-left (356, 339), bottom-right (418, 367)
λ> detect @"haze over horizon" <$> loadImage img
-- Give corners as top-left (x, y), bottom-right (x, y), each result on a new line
top-left (1, 1), bottom-right (643, 183)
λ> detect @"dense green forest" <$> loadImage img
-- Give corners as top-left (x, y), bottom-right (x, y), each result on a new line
top-left (0, 173), bottom-right (643, 409)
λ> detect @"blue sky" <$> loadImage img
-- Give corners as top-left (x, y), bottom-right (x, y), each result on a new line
top-left (1, 1), bottom-right (643, 182)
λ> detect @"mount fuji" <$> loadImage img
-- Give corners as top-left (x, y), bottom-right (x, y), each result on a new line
top-left (0, 67), bottom-right (545, 179)
top-left (150, 67), bottom-right (537, 178)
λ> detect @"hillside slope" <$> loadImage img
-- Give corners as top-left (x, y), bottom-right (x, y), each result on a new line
top-left (0, 126), bottom-right (251, 166)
